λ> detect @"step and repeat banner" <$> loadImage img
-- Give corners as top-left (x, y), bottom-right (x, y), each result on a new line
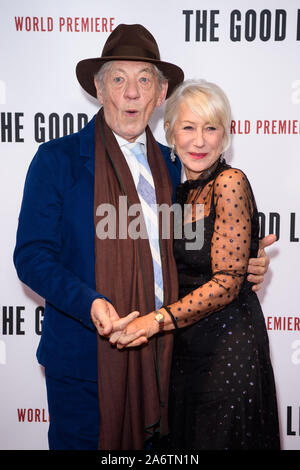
top-left (0, 0), bottom-right (299, 450)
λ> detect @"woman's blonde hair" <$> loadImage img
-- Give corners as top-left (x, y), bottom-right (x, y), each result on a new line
top-left (164, 79), bottom-right (232, 152)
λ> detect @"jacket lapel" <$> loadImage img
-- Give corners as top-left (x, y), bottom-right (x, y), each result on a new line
top-left (79, 115), bottom-right (96, 176)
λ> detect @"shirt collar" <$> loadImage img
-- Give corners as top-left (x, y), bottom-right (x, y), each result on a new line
top-left (113, 131), bottom-right (147, 151)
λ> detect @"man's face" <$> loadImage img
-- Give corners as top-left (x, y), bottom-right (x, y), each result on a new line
top-left (94, 61), bottom-right (168, 142)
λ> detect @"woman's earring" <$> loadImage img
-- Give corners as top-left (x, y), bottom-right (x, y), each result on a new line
top-left (170, 145), bottom-right (176, 162)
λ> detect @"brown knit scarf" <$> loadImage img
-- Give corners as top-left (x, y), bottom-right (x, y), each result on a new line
top-left (94, 109), bottom-right (178, 450)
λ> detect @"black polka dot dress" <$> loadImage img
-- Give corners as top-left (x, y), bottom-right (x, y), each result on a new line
top-left (164, 157), bottom-right (280, 450)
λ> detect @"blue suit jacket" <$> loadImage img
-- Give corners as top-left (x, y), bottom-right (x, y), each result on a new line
top-left (14, 116), bottom-right (181, 381)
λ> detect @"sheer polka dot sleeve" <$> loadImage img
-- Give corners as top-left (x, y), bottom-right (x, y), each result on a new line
top-left (165, 168), bottom-right (255, 329)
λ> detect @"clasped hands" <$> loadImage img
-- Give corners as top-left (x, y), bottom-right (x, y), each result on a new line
top-left (90, 235), bottom-right (276, 349)
top-left (90, 298), bottom-right (152, 349)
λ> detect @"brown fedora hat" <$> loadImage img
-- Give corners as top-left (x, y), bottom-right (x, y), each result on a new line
top-left (76, 23), bottom-right (184, 99)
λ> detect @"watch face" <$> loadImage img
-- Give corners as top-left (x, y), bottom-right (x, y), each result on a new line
top-left (155, 313), bottom-right (164, 323)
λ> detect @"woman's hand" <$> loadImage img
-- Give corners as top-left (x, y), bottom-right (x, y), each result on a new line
top-left (107, 311), bottom-right (148, 348)
top-left (109, 311), bottom-right (159, 349)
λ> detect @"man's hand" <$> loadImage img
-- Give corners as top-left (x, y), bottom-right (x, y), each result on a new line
top-left (90, 298), bottom-right (120, 336)
top-left (91, 300), bottom-right (149, 346)
top-left (247, 234), bottom-right (277, 292)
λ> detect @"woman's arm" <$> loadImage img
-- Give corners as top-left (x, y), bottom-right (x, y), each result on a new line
top-left (112, 168), bottom-right (256, 347)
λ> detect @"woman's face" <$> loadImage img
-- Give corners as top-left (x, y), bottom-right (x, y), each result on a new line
top-left (172, 101), bottom-right (225, 180)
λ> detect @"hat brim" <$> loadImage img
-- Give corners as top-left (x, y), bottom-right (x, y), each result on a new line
top-left (76, 56), bottom-right (184, 99)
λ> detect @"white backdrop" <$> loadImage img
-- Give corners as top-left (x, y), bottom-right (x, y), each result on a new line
top-left (0, 0), bottom-right (299, 451)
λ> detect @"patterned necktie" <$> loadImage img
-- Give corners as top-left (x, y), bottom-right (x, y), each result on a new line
top-left (130, 142), bottom-right (164, 309)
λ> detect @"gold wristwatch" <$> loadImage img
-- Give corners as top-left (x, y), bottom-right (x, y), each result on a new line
top-left (154, 311), bottom-right (164, 332)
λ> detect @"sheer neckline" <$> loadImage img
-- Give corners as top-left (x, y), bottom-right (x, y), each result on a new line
top-left (183, 156), bottom-right (229, 188)
top-left (176, 156), bottom-right (230, 207)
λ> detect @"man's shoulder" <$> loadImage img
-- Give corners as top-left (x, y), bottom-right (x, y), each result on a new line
top-left (38, 115), bottom-right (95, 155)
top-left (27, 117), bottom-right (95, 180)
top-left (157, 141), bottom-right (181, 174)
top-left (157, 141), bottom-right (171, 157)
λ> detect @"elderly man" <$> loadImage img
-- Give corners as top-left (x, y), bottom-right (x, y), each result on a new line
top-left (14, 24), bottom-right (273, 450)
